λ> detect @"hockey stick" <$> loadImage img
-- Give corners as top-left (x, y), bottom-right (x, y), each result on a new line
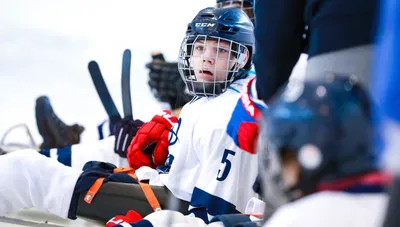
top-left (88, 61), bottom-right (122, 125)
top-left (121, 49), bottom-right (133, 120)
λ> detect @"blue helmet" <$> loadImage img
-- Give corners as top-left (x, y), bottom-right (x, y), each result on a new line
top-left (178, 7), bottom-right (254, 97)
top-left (257, 73), bottom-right (378, 206)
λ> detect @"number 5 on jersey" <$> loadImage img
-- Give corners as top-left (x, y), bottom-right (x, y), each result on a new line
top-left (216, 149), bottom-right (236, 181)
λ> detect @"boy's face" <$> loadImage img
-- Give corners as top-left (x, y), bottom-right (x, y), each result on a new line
top-left (190, 39), bottom-right (247, 82)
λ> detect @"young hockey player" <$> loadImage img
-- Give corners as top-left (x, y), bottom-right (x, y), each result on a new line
top-left (29, 0), bottom-right (256, 167)
top-left (257, 74), bottom-right (389, 227)
top-left (103, 74), bottom-right (387, 227)
top-left (144, 0), bottom-right (255, 117)
top-left (0, 6), bottom-right (258, 224)
top-left (185, 73), bottom-right (388, 227)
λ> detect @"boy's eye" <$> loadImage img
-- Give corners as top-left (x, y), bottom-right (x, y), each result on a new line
top-left (218, 48), bottom-right (228, 53)
top-left (195, 45), bottom-right (204, 51)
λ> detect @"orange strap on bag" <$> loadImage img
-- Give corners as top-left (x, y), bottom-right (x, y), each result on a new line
top-left (131, 175), bottom-right (162, 212)
top-left (84, 167), bottom-right (162, 212)
top-left (84, 177), bottom-right (105, 204)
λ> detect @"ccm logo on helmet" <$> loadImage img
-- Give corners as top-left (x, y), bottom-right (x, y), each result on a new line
top-left (195, 23), bottom-right (215, 27)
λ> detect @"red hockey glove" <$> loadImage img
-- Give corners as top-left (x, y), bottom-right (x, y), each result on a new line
top-left (106, 210), bottom-right (142, 227)
top-left (127, 110), bottom-right (178, 169)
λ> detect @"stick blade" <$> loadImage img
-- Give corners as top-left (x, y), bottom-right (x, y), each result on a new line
top-left (88, 61), bottom-right (122, 124)
top-left (121, 49), bottom-right (133, 120)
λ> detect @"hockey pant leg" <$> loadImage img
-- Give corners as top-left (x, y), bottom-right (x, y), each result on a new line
top-left (0, 149), bottom-right (81, 218)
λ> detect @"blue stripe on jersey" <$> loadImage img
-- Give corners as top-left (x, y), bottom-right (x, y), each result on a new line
top-left (249, 70), bottom-right (256, 75)
top-left (56, 146), bottom-right (72, 166)
top-left (156, 165), bottom-right (171, 174)
top-left (190, 207), bottom-right (210, 223)
top-left (228, 86), bottom-right (240, 94)
top-left (190, 187), bottom-right (240, 223)
top-left (226, 99), bottom-right (259, 148)
top-left (132, 220), bottom-right (153, 227)
top-left (39, 149), bottom-right (50, 157)
top-left (97, 120), bottom-right (113, 140)
top-left (210, 214), bottom-right (252, 227)
top-left (97, 123), bottom-right (105, 140)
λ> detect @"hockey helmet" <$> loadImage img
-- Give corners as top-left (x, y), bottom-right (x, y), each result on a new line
top-left (257, 73), bottom-right (378, 208)
top-left (178, 7), bottom-right (254, 97)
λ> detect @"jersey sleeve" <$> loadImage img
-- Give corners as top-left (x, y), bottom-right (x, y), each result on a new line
top-left (189, 124), bottom-right (258, 223)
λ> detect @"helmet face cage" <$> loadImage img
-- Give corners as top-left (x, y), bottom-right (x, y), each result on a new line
top-left (216, 0), bottom-right (254, 22)
top-left (178, 35), bottom-right (249, 97)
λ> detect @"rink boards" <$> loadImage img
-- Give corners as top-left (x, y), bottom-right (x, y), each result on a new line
top-left (0, 209), bottom-right (103, 227)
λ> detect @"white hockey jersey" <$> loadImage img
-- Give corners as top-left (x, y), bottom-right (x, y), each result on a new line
top-left (263, 191), bottom-right (388, 227)
top-left (160, 76), bottom-right (259, 222)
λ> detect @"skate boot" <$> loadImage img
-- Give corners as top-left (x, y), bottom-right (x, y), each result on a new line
top-left (35, 96), bottom-right (85, 149)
